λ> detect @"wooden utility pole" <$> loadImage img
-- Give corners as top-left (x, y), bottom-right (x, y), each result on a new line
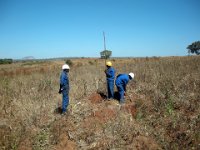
top-left (103, 31), bottom-right (107, 65)
top-left (103, 31), bottom-right (106, 50)
top-left (100, 32), bottom-right (112, 61)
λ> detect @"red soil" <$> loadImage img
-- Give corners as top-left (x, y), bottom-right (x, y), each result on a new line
top-left (89, 93), bottom-right (104, 104)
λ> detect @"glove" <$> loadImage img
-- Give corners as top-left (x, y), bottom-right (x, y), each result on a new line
top-left (58, 88), bottom-right (63, 94)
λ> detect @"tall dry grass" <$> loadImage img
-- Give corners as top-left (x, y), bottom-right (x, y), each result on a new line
top-left (0, 56), bottom-right (199, 149)
top-left (0, 59), bottom-right (106, 149)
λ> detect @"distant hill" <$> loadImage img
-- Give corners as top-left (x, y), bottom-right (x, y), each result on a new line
top-left (22, 56), bottom-right (35, 60)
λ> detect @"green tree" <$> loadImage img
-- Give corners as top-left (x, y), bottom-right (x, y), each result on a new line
top-left (100, 50), bottom-right (112, 59)
top-left (187, 41), bottom-right (200, 55)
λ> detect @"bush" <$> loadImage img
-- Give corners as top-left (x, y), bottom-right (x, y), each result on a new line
top-left (88, 61), bottom-right (94, 65)
top-left (0, 59), bottom-right (13, 64)
top-left (65, 59), bottom-right (73, 66)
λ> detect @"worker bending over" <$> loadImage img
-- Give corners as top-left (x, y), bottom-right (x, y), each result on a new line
top-left (115, 72), bottom-right (134, 104)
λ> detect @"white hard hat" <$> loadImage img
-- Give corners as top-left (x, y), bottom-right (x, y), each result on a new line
top-left (62, 64), bottom-right (70, 70)
top-left (129, 72), bottom-right (134, 79)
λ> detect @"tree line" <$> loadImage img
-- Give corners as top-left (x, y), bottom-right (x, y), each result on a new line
top-left (0, 59), bottom-right (13, 64)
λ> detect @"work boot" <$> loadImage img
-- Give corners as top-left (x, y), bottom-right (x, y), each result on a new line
top-left (61, 110), bottom-right (69, 116)
top-left (108, 97), bottom-right (114, 100)
top-left (119, 98), bottom-right (125, 104)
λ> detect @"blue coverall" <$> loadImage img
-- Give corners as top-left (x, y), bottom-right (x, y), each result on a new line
top-left (60, 70), bottom-right (70, 113)
top-left (105, 67), bottom-right (115, 99)
top-left (115, 74), bottom-right (130, 103)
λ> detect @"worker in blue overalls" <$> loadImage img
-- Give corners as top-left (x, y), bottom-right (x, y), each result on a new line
top-left (59, 64), bottom-right (70, 115)
top-left (115, 72), bottom-right (134, 104)
top-left (104, 61), bottom-right (116, 99)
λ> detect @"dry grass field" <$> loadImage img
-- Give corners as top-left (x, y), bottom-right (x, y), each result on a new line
top-left (0, 56), bottom-right (200, 149)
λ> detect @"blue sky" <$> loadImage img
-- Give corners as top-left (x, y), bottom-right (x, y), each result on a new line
top-left (0, 0), bottom-right (200, 59)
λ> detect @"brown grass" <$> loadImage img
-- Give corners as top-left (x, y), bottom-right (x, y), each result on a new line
top-left (0, 56), bottom-right (200, 149)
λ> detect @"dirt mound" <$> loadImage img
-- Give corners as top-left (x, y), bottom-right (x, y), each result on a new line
top-left (50, 117), bottom-right (77, 150)
top-left (89, 93), bottom-right (105, 104)
top-left (120, 104), bottom-right (137, 117)
top-left (52, 133), bottom-right (76, 150)
top-left (93, 107), bottom-right (117, 123)
top-left (81, 107), bottom-right (117, 130)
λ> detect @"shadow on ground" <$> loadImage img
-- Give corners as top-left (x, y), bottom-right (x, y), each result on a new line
top-left (54, 107), bottom-right (62, 114)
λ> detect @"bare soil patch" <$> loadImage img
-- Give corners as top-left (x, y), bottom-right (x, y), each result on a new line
top-left (89, 93), bottom-right (105, 104)
top-left (120, 104), bottom-right (137, 117)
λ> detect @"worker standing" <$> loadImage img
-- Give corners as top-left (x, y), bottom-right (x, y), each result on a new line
top-left (59, 64), bottom-right (70, 115)
top-left (115, 72), bottom-right (134, 104)
top-left (104, 61), bottom-right (116, 99)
